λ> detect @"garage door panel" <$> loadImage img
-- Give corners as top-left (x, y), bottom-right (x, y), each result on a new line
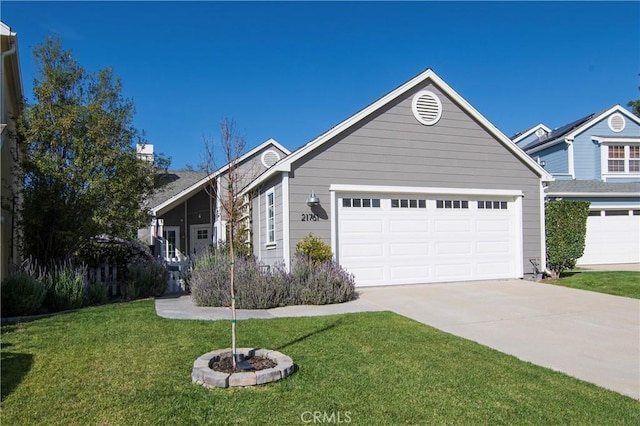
top-left (477, 261), bottom-right (512, 276)
top-left (435, 241), bottom-right (472, 255)
top-left (341, 219), bottom-right (383, 234)
top-left (477, 241), bottom-right (511, 255)
top-left (435, 263), bottom-right (473, 279)
top-left (476, 219), bottom-right (510, 233)
top-left (390, 265), bottom-right (431, 281)
top-left (341, 243), bottom-right (383, 257)
top-left (389, 243), bottom-right (429, 256)
top-left (389, 219), bottom-right (428, 233)
top-left (435, 220), bottom-right (472, 233)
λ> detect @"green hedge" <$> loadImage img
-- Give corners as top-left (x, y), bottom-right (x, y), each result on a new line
top-left (545, 200), bottom-right (590, 278)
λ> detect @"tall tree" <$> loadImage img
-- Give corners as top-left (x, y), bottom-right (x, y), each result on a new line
top-left (16, 36), bottom-right (167, 264)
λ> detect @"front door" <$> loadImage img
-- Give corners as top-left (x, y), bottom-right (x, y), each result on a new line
top-left (190, 224), bottom-right (212, 257)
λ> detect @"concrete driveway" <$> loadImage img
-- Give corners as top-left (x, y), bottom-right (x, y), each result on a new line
top-left (358, 279), bottom-right (640, 400)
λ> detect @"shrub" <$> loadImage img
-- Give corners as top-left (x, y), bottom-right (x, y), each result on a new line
top-left (546, 200), bottom-right (590, 278)
top-left (44, 262), bottom-right (87, 312)
top-left (125, 259), bottom-right (169, 299)
top-left (1, 272), bottom-right (47, 317)
top-left (291, 255), bottom-right (356, 305)
top-left (295, 233), bottom-right (333, 264)
top-left (191, 251), bottom-right (355, 309)
top-left (87, 281), bottom-right (110, 305)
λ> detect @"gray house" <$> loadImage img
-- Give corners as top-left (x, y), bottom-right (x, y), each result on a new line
top-left (243, 69), bottom-right (552, 287)
top-left (513, 105), bottom-right (640, 265)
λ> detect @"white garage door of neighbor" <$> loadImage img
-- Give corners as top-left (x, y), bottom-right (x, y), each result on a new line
top-left (577, 209), bottom-right (640, 265)
top-left (338, 194), bottom-right (520, 287)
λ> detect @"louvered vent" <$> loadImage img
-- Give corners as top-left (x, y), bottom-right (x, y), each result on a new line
top-left (261, 149), bottom-right (281, 168)
top-left (411, 90), bottom-right (442, 125)
top-left (608, 113), bottom-right (626, 133)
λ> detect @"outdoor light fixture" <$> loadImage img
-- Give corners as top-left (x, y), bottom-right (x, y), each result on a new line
top-left (306, 191), bottom-right (320, 207)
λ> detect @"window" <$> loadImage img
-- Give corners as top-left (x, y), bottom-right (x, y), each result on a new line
top-left (436, 199), bottom-right (468, 209)
top-left (196, 229), bottom-right (208, 240)
top-left (588, 210), bottom-right (602, 217)
top-left (266, 190), bottom-right (275, 245)
top-left (605, 210), bottom-right (630, 217)
top-left (342, 198), bottom-right (380, 208)
top-left (477, 200), bottom-right (508, 210)
top-left (162, 228), bottom-right (179, 259)
top-left (607, 145), bottom-right (640, 174)
top-left (391, 199), bottom-right (427, 208)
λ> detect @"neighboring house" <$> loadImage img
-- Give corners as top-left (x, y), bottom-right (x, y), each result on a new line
top-left (139, 138), bottom-right (289, 271)
top-left (0, 21), bottom-right (23, 281)
top-left (513, 105), bottom-right (640, 265)
top-left (242, 68), bottom-right (552, 287)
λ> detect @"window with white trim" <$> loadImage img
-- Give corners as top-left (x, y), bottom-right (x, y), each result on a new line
top-left (391, 199), bottom-right (426, 208)
top-left (477, 200), bottom-right (508, 210)
top-left (436, 199), bottom-right (468, 209)
top-left (342, 198), bottom-right (380, 208)
top-left (607, 145), bottom-right (640, 174)
top-left (266, 190), bottom-right (275, 245)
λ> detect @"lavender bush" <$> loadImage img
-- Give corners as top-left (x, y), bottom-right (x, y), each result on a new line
top-left (190, 252), bottom-right (355, 309)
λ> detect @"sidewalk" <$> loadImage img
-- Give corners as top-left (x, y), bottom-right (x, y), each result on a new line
top-left (155, 294), bottom-right (385, 321)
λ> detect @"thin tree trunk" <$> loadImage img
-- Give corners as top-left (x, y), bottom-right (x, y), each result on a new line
top-left (228, 181), bottom-right (237, 369)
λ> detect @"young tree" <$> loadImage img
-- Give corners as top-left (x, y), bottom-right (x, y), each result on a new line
top-left (202, 117), bottom-right (252, 369)
top-left (16, 36), bottom-right (167, 265)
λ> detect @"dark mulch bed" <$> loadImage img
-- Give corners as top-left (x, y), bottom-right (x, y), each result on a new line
top-left (209, 355), bottom-right (276, 374)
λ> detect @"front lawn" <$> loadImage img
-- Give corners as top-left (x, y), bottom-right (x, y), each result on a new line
top-left (1, 301), bottom-right (638, 425)
top-left (545, 271), bottom-right (640, 299)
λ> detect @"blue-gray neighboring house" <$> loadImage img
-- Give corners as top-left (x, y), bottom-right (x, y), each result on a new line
top-left (513, 105), bottom-right (640, 265)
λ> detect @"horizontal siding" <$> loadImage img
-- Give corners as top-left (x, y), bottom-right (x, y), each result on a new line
top-left (288, 81), bottom-right (543, 274)
top-left (255, 176), bottom-right (284, 267)
top-left (535, 143), bottom-right (569, 175)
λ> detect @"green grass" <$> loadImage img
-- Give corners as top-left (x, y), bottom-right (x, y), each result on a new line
top-left (546, 271), bottom-right (640, 299)
top-left (1, 301), bottom-right (638, 425)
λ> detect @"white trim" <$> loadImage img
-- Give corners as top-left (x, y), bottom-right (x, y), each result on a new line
top-left (540, 182), bottom-right (548, 273)
top-left (189, 224), bottom-right (211, 257)
top-left (329, 184), bottom-right (523, 198)
top-left (567, 138), bottom-right (575, 178)
top-left (587, 204), bottom-right (639, 210)
top-left (526, 137), bottom-right (567, 155)
top-left (330, 190), bottom-right (337, 260)
top-left (256, 195), bottom-right (262, 261)
top-left (512, 123), bottom-right (551, 144)
top-left (152, 138), bottom-right (290, 215)
top-left (162, 226), bottom-right (181, 260)
top-left (593, 136), bottom-right (640, 144)
top-left (514, 194), bottom-right (524, 278)
top-left (599, 142), bottom-right (640, 180)
top-left (242, 69), bottom-right (552, 195)
top-left (265, 188), bottom-right (276, 246)
top-left (282, 172), bottom-right (290, 271)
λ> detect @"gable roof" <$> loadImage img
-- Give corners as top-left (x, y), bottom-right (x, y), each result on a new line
top-left (511, 123), bottom-right (551, 144)
top-left (244, 68), bottom-right (552, 194)
top-left (522, 105), bottom-right (640, 153)
top-left (150, 138), bottom-right (289, 215)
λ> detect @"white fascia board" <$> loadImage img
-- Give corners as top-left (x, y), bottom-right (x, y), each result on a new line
top-left (512, 123), bottom-right (551, 144)
top-left (526, 137), bottom-right (569, 155)
top-left (282, 172), bottom-right (290, 271)
top-left (152, 138), bottom-right (287, 214)
top-left (547, 192), bottom-right (640, 198)
top-left (329, 184), bottom-right (523, 198)
top-left (592, 136), bottom-right (640, 144)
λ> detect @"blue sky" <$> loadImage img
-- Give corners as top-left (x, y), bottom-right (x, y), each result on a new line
top-left (4, 1), bottom-right (639, 169)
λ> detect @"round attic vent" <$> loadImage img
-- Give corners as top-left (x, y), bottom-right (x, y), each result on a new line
top-left (535, 128), bottom-right (547, 138)
top-left (608, 113), bottom-right (626, 133)
top-left (411, 90), bottom-right (442, 126)
top-left (261, 150), bottom-right (281, 168)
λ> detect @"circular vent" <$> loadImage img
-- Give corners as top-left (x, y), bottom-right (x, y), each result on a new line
top-left (608, 113), bottom-right (626, 133)
top-left (411, 90), bottom-right (442, 126)
top-left (535, 128), bottom-right (547, 137)
top-left (261, 150), bottom-right (281, 168)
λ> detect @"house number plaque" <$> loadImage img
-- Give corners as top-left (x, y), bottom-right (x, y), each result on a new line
top-left (301, 213), bottom-right (320, 222)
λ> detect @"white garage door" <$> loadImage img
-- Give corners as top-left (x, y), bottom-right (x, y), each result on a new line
top-left (337, 193), bottom-right (521, 287)
top-left (577, 209), bottom-right (640, 265)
